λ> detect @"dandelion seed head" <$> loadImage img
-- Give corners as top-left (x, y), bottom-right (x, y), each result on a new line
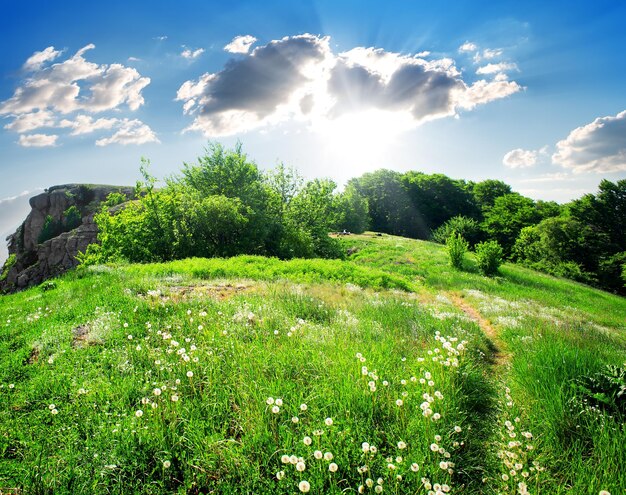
top-left (298, 480), bottom-right (310, 492)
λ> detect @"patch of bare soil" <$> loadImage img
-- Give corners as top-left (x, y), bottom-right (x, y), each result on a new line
top-left (72, 324), bottom-right (91, 348)
top-left (447, 291), bottom-right (512, 366)
top-left (159, 283), bottom-right (253, 302)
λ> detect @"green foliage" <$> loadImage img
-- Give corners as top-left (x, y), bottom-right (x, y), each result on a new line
top-left (38, 215), bottom-right (62, 244)
top-left (333, 184), bottom-right (369, 233)
top-left (431, 215), bottom-right (482, 246)
top-left (104, 192), bottom-right (126, 208)
top-left (62, 205), bottom-right (82, 230)
top-left (401, 172), bottom-right (480, 236)
top-left (349, 169), bottom-right (416, 236)
top-left (446, 232), bottom-right (468, 270)
top-left (474, 240), bottom-right (503, 276)
top-left (574, 365), bottom-right (626, 417)
top-left (481, 193), bottom-right (541, 256)
top-left (471, 179), bottom-right (512, 210)
top-left (0, 254), bottom-right (16, 281)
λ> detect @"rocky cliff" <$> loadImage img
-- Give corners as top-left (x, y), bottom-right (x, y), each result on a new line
top-left (0, 184), bottom-right (134, 293)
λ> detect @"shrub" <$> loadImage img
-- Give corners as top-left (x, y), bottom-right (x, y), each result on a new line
top-left (475, 240), bottom-right (503, 276)
top-left (573, 365), bottom-right (626, 417)
top-left (432, 215), bottom-right (482, 246)
top-left (38, 215), bottom-right (62, 244)
top-left (63, 205), bottom-right (82, 230)
top-left (0, 254), bottom-right (16, 281)
top-left (446, 232), bottom-right (468, 270)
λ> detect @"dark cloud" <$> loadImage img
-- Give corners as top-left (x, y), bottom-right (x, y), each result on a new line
top-left (177, 34), bottom-right (522, 136)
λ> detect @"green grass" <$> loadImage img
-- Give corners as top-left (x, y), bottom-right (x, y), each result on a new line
top-left (0, 233), bottom-right (624, 494)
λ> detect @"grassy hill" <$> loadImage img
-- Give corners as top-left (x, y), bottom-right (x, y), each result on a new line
top-left (0, 233), bottom-right (624, 494)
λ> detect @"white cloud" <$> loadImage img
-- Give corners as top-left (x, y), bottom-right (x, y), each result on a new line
top-left (18, 133), bottom-right (58, 147)
top-left (154, 35), bottom-right (167, 41)
top-left (177, 34), bottom-right (522, 137)
top-left (58, 115), bottom-right (119, 135)
top-left (476, 62), bottom-right (518, 75)
top-left (503, 148), bottom-right (539, 168)
top-left (95, 119), bottom-right (159, 146)
top-left (181, 47), bottom-right (205, 59)
top-left (23, 46), bottom-right (62, 71)
top-left (1, 44), bottom-right (153, 147)
top-left (552, 110), bottom-right (626, 173)
top-left (3, 110), bottom-right (56, 132)
top-left (0, 44), bottom-right (150, 116)
top-left (224, 35), bottom-right (257, 54)
top-left (458, 41), bottom-right (477, 52)
top-left (482, 48), bottom-right (503, 59)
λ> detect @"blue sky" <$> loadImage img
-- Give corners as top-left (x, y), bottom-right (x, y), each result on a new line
top-left (1, 0), bottom-right (625, 256)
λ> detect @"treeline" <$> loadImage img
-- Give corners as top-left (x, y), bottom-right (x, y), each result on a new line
top-left (349, 170), bottom-right (626, 294)
top-left (83, 143), bottom-right (625, 294)
top-left (81, 143), bottom-right (367, 265)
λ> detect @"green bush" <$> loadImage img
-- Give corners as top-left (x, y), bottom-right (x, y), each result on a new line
top-left (432, 215), bottom-right (482, 246)
top-left (63, 205), bottom-right (82, 230)
top-left (38, 215), bottom-right (62, 244)
top-left (0, 254), bottom-right (16, 281)
top-left (446, 232), bottom-right (468, 270)
top-left (474, 240), bottom-right (503, 276)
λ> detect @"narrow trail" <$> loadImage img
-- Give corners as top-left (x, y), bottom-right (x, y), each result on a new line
top-left (446, 291), bottom-right (512, 367)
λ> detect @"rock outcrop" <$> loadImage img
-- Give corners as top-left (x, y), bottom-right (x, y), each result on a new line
top-left (0, 184), bottom-right (134, 293)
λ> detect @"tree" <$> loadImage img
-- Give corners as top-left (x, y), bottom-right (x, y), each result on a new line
top-left (333, 184), bottom-right (369, 233)
top-left (482, 193), bottom-right (541, 256)
top-left (471, 180), bottom-right (512, 211)
top-left (401, 172), bottom-right (480, 236)
top-left (349, 170), bottom-right (416, 236)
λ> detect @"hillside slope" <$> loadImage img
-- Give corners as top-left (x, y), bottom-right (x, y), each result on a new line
top-left (0, 234), bottom-right (624, 494)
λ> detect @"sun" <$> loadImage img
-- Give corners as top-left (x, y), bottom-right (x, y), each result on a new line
top-left (312, 109), bottom-right (414, 172)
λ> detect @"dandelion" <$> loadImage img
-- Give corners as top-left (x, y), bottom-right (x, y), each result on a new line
top-left (366, 478), bottom-right (374, 487)
top-left (370, 445), bottom-right (377, 454)
top-left (432, 413), bottom-right (441, 421)
top-left (186, 371), bottom-right (193, 378)
top-left (434, 434), bottom-right (442, 442)
top-left (324, 452), bottom-right (333, 461)
top-left (397, 441), bottom-right (407, 449)
top-left (281, 455), bottom-right (290, 464)
top-left (329, 463), bottom-right (338, 472)
top-left (325, 417), bottom-right (333, 426)
top-left (375, 485), bottom-right (383, 493)
top-left (171, 394), bottom-right (179, 402)
top-left (599, 491), bottom-right (611, 495)
top-left (51, 408), bottom-right (58, 415)
top-left (296, 461), bottom-right (306, 472)
top-left (275, 398), bottom-right (283, 407)
top-left (127, 335), bottom-right (133, 340)
top-left (300, 403), bottom-right (308, 411)
top-left (292, 416), bottom-right (299, 423)
top-left (48, 404), bottom-right (56, 410)
top-left (314, 450), bottom-right (323, 459)
top-left (163, 460), bottom-right (171, 468)
top-left (502, 474), bottom-right (509, 481)
top-left (396, 399), bottom-right (403, 407)
top-left (153, 388), bottom-right (162, 396)
top-left (267, 397), bottom-right (275, 405)
top-left (439, 461), bottom-right (448, 470)
top-left (303, 436), bottom-right (312, 446)
top-left (298, 480), bottom-right (310, 493)
top-left (411, 463), bottom-right (419, 472)
top-left (272, 406), bottom-right (280, 414)
top-left (135, 410), bottom-right (143, 418)
top-left (290, 455), bottom-right (298, 464)
top-left (276, 470), bottom-right (285, 480)
top-left (454, 425), bottom-right (462, 433)
top-left (362, 442), bottom-right (370, 453)
top-left (430, 443), bottom-right (439, 452)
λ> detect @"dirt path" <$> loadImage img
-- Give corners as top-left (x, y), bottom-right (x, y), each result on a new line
top-left (447, 291), bottom-right (512, 367)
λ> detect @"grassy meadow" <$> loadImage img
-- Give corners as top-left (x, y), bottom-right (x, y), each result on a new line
top-left (0, 233), bottom-right (624, 494)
